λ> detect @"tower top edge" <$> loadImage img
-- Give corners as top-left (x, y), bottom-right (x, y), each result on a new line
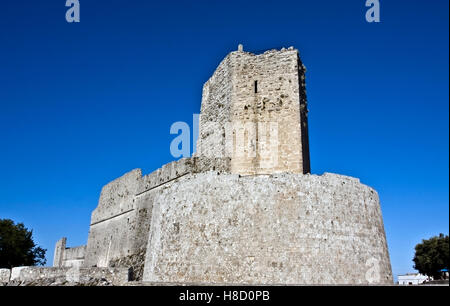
top-left (232, 45), bottom-right (299, 56)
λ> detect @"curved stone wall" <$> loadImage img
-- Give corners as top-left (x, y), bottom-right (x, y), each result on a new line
top-left (143, 171), bottom-right (392, 284)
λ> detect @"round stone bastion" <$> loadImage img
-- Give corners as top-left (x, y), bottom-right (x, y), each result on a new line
top-left (143, 171), bottom-right (393, 284)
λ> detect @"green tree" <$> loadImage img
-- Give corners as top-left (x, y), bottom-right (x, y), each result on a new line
top-left (413, 233), bottom-right (449, 279)
top-left (0, 219), bottom-right (46, 268)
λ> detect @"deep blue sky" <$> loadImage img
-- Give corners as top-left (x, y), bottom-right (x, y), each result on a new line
top-left (0, 1), bottom-right (448, 281)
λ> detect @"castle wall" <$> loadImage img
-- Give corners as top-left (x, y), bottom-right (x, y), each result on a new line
top-left (62, 245), bottom-right (86, 268)
top-left (53, 237), bottom-right (86, 268)
top-left (83, 48), bottom-right (313, 273)
top-left (83, 157), bottom-right (230, 274)
top-left (143, 171), bottom-right (392, 284)
top-left (84, 169), bottom-right (143, 268)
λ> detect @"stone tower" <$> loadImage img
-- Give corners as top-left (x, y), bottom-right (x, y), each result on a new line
top-left (197, 46), bottom-right (310, 175)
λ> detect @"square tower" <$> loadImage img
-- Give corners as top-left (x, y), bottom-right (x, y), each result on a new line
top-left (197, 46), bottom-right (310, 175)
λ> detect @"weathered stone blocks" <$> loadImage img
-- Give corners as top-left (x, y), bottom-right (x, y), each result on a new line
top-left (0, 269), bottom-right (11, 285)
top-left (197, 48), bottom-right (310, 175)
top-left (142, 171), bottom-right (392, 284)
top-left (5, 266), bottom-right (130, 286)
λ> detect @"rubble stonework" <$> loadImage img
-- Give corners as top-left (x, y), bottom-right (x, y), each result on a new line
top-left (3, 267), bottom-right (130, 286)
top-left (0, 269), bottom-right (11, 285)
top-left (3, 46), bottom-right (393, 285)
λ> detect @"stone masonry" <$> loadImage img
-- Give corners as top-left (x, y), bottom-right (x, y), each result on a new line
top-left (143, 172), bottom-right (391, 284)
top-left (78, 45), bottom-right (392, 284)
top-left (53, 237), bottom-right (86, 268)
top-left (197, 47), bottom-right (310, 175)
top-left (5, 45), bottom-right (392, 285)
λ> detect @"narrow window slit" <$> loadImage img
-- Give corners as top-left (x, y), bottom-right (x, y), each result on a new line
top-left (254, 80), bottom-right (258, 93)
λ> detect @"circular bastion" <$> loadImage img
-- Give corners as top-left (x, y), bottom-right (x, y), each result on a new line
top-left (143, 171), bottom-right (393, 284)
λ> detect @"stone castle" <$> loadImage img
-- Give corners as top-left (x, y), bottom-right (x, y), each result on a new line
top-left (1, 45), bottom-right (393, 285)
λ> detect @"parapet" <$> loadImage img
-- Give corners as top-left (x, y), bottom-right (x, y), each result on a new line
top-left (83, 156), bottom-right (231, 271)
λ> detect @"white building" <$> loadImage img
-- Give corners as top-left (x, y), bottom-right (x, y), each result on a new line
top-left (398, 273), bottom-right (430, 285)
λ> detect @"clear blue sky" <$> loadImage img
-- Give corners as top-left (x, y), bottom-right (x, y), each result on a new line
top-left (0, 1), bottom-right (448, 281)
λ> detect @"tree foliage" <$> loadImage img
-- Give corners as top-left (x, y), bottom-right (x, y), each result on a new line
top-left (413, 233), bottom-right (449, 279)
top-left (0, 219), bottom-right (46, 268)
